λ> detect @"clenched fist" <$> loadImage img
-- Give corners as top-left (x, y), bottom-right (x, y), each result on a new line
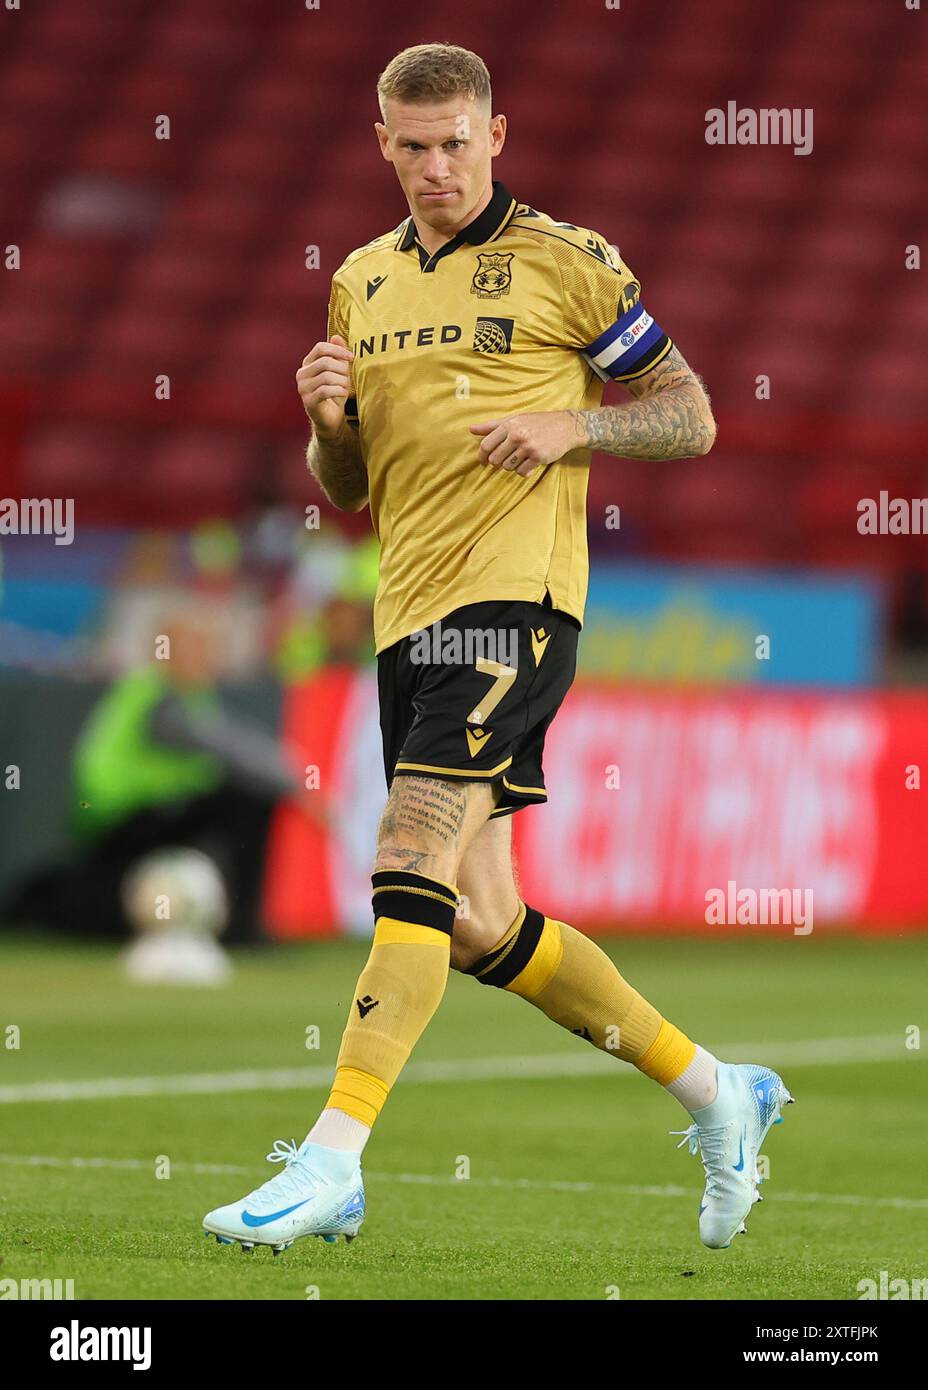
top-left (296, 335), bottom-right (354, 438)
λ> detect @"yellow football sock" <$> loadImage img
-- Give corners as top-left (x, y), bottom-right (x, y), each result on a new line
top-left (466, 902), bottom-right (696, 1080)
top-left (325, 870), bottom-right (457, 1127)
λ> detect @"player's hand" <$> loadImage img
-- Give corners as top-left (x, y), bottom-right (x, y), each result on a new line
top-left (469, 410), bottom-right (581, 477)
top-left (296, 335), bottom-right (354, 438)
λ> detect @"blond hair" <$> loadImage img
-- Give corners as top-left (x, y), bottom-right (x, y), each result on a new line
top-left (376, 43), bottom-right (491, 118)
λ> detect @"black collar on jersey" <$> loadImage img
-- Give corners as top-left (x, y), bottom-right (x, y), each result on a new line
top-left (395, 179), bottom-right (518, 273)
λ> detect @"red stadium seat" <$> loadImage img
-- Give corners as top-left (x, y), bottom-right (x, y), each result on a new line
top-left (0, 0), bottom-right (922, 557)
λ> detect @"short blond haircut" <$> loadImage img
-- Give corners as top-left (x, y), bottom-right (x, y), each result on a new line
top-left (376, 43), bottom-right (491, 118)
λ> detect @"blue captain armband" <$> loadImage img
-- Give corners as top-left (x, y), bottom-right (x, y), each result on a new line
top-left (582, 302), bottom-right (672, 384)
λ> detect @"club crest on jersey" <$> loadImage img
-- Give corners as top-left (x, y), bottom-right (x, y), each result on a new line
top-left (471, 252), bottom-right (514, 298)
top-left (473, 317), bottom-right (514, 355)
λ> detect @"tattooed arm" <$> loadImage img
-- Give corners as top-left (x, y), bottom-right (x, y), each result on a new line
top-left (470, 346), bottom-right (716, 476)
top-left (298, 336), bottom-right (369, 512)
top-left (306, 423), bottom-right (369, 513)
top-left (567, 346), bottom-right (716, 460)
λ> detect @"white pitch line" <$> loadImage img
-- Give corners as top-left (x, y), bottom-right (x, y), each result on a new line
top-left (0, 1033), bottom-right (917, 1105)
top-left (0, 1153), bottom-right (925, 1212)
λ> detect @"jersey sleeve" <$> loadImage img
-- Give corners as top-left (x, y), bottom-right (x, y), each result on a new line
top-left (560, 237), bottom-right (673, 384)
top-left (326, 277), bottom-right (360, 429)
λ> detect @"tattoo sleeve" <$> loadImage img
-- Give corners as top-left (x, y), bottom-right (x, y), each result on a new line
top-left (566, 346), bottom-right (717, 460)
top-left (306, 423), bottom-right (369, 513)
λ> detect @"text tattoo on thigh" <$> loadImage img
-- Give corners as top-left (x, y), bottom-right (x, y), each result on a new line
top-left (379, 777), bottom-right (469, 868)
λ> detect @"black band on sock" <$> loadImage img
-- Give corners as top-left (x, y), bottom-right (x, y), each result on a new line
top-left (466, 903), bottom-right (545, 987)
top-left (371, 870), bottom-right (458, 935)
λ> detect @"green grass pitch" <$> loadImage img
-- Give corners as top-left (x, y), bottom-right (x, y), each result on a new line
top-left (0, 930), bottom-right (925, 1300)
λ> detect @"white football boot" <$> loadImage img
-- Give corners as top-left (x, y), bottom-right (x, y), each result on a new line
top-left (203, 1139), bottom-right (365, 1254)
top-left (671, 1062), bottom-right (794, 1249)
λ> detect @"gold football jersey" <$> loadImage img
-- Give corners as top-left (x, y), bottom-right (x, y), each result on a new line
top-left (326, 180), bottom-right (671, 654)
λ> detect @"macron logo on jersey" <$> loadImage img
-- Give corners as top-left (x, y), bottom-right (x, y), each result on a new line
top-left (583, 302), bottom-right (666, 382)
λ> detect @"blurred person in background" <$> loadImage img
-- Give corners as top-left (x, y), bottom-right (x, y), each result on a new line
top-left (273, 533), bottom-right (378, 679)
top-left (1, 611), bottom-right (320, 943)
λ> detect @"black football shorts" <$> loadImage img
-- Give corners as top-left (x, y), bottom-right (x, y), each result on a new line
top-left (377, 594), bottom-right (580, 818)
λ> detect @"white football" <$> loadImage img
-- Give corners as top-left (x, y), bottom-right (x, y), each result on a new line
top-left (121, 847), bottom-right (229, 939)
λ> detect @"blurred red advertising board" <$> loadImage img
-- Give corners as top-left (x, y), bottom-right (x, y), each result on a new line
top-left (264, 671), bottom-right (928, 936)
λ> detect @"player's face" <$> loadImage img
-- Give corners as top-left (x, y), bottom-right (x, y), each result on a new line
top-left (376, 97), bottom-right (506, 236)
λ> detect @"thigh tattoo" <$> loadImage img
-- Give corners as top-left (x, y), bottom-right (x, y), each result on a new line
top-left (377, 777), bottom-right (471, 874)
